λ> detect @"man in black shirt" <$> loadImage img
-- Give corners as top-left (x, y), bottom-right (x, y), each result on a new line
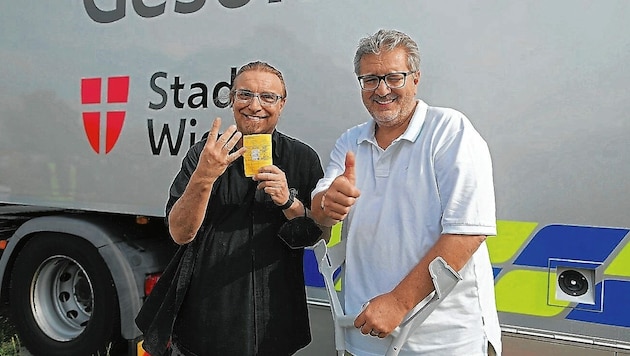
top-left (137, 61), bottom-right (326, 356)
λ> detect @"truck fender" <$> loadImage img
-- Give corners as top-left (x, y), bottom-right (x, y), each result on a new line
top-left (0, 214), bottom-right (158, 340)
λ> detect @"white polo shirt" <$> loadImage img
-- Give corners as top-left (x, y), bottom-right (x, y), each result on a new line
top-left (313, 100), bottom-right (501, 356)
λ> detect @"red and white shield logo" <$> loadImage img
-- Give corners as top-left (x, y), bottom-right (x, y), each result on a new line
top-left (80, 76), bottom-right (129, 154)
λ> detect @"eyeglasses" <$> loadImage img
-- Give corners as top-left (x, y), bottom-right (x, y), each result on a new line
top-left (357, 72), bottom-right (415, 91)
top-left (233, 89), bottom-right (284, 106)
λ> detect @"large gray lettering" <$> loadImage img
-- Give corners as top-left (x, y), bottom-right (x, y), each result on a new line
top-left (85, 0), bottom-right (282, 22)
top-left (133, 0), bottom-right (166, 18)
top-left (217, 0), bottom-right (281, 9)
top-left (149, 72), bottom-right (168, 110)
top-left (213, 67), bottom-right (236, 108)
top-left (147, 119), bottom-right (186, 155)
top-left (175, 0), bottom-right (206, 14)
top-left (218, 0), bottom-right (250, 9)
top-left (83, 0), bottom-right (125, 24)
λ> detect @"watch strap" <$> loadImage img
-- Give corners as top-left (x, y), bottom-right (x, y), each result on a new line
top-left (278, 188), bottom-right (296, 210)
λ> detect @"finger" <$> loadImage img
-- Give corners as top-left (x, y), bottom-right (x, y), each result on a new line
top-left (256, 180), bottom-right (281, 190)
top-left (252, 171), bottom-right (272, 182)
top-left (224, 128), bottom-right (242, 150)
top-left (256, 180), bottom-right (274, 189)
top-left (361, 325), bottom-right (372, 335)
top-left (324, 198), bottom-right (352, 219)
top-left (253, 166), bottom-right (282, 181)
top-left (209, 117), bottom-right (222, 141)
top-left (218, 124), bottom-right (238, 145)
top-left (258, 165), bottom-right (280, 175)
top-left (343, 151), bottom-right (356, 185)
top-left (353, 313), bottom-right (366, 329)
top-left (330, 188), bottom-right (357, 208)
top-left (229, 147), bottom-right (246, 160)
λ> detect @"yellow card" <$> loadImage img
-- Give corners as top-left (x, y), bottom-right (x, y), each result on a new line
top-left (242, 134), bottom-right (272, 177)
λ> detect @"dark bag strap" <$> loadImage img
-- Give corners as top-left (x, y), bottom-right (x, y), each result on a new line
top-left (135, 234), bottom-right (201, 356)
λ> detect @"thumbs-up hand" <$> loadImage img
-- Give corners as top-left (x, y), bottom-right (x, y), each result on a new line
top-left (321, 151), bottom-right (361, 221)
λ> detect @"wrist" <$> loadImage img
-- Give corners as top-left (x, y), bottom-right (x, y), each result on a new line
top-left (320, 192), bottom-right (327, 210)
top-left (278, 188), bottom-right (297, 210)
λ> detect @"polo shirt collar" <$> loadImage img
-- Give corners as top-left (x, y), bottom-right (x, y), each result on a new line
top-left (401, 99), bottom-right (428, 142)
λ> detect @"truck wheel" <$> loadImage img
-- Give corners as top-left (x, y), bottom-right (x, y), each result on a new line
top-left (9, 233), bottom-right (124, 356)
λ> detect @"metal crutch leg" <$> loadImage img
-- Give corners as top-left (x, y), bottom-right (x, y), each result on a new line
top-left (313, 238), bottom-right (351, 356)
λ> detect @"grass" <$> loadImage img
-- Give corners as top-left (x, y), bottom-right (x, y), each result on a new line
top-left (0, 307), bottom-right (20, 356)
top-left (0, 305), bottom-right (121, 356)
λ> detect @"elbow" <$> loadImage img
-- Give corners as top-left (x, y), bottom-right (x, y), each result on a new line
top-left (466, 235), bottom-right (488, 257)
top-left (169, 225), bottom-right (195, 245)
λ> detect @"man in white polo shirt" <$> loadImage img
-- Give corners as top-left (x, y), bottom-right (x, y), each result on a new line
top-left (311, 29), bottom-right (501, 356)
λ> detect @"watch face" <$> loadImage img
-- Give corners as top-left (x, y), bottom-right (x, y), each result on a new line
top-left (288, 188), bottom-right (297, 205)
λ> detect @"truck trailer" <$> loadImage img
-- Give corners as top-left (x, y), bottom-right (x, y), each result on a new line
top-left (1, 1), bottom-right (629, 355)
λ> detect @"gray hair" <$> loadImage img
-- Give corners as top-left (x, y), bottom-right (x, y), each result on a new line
top-left (230, 61), bottom-right (287, 101)
top-left (353, 29), bottom-right (421, 75)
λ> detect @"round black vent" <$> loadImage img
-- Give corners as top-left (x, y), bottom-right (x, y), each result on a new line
top-left (558, 269), bottom-right (589, 296)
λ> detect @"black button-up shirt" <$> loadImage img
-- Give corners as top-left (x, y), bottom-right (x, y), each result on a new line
top-left (167, 130), bottom-right (323, 355)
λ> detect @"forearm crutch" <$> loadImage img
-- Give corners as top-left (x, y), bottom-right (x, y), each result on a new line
top-left (313, 239), bottom-right (462, 356)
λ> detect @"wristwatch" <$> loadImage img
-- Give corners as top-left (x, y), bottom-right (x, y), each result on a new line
top-left (278, 188), bottom-right (297, 210)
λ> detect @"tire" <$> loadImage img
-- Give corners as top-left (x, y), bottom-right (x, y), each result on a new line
top-left (9, 233), bottom-right (124, 356)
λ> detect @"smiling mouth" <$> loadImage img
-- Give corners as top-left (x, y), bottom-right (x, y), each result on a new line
top-left (372, 93), bottom-right (397, 104)
top-left (244, 114), bottom-right (267, 120)
top-left (374, 97), bottom-right (395, 105)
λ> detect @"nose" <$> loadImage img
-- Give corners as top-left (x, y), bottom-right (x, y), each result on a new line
top-left (374, 79), bottom-right (391, 96)
top-left (247, 95), bottom-right (263, 110)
